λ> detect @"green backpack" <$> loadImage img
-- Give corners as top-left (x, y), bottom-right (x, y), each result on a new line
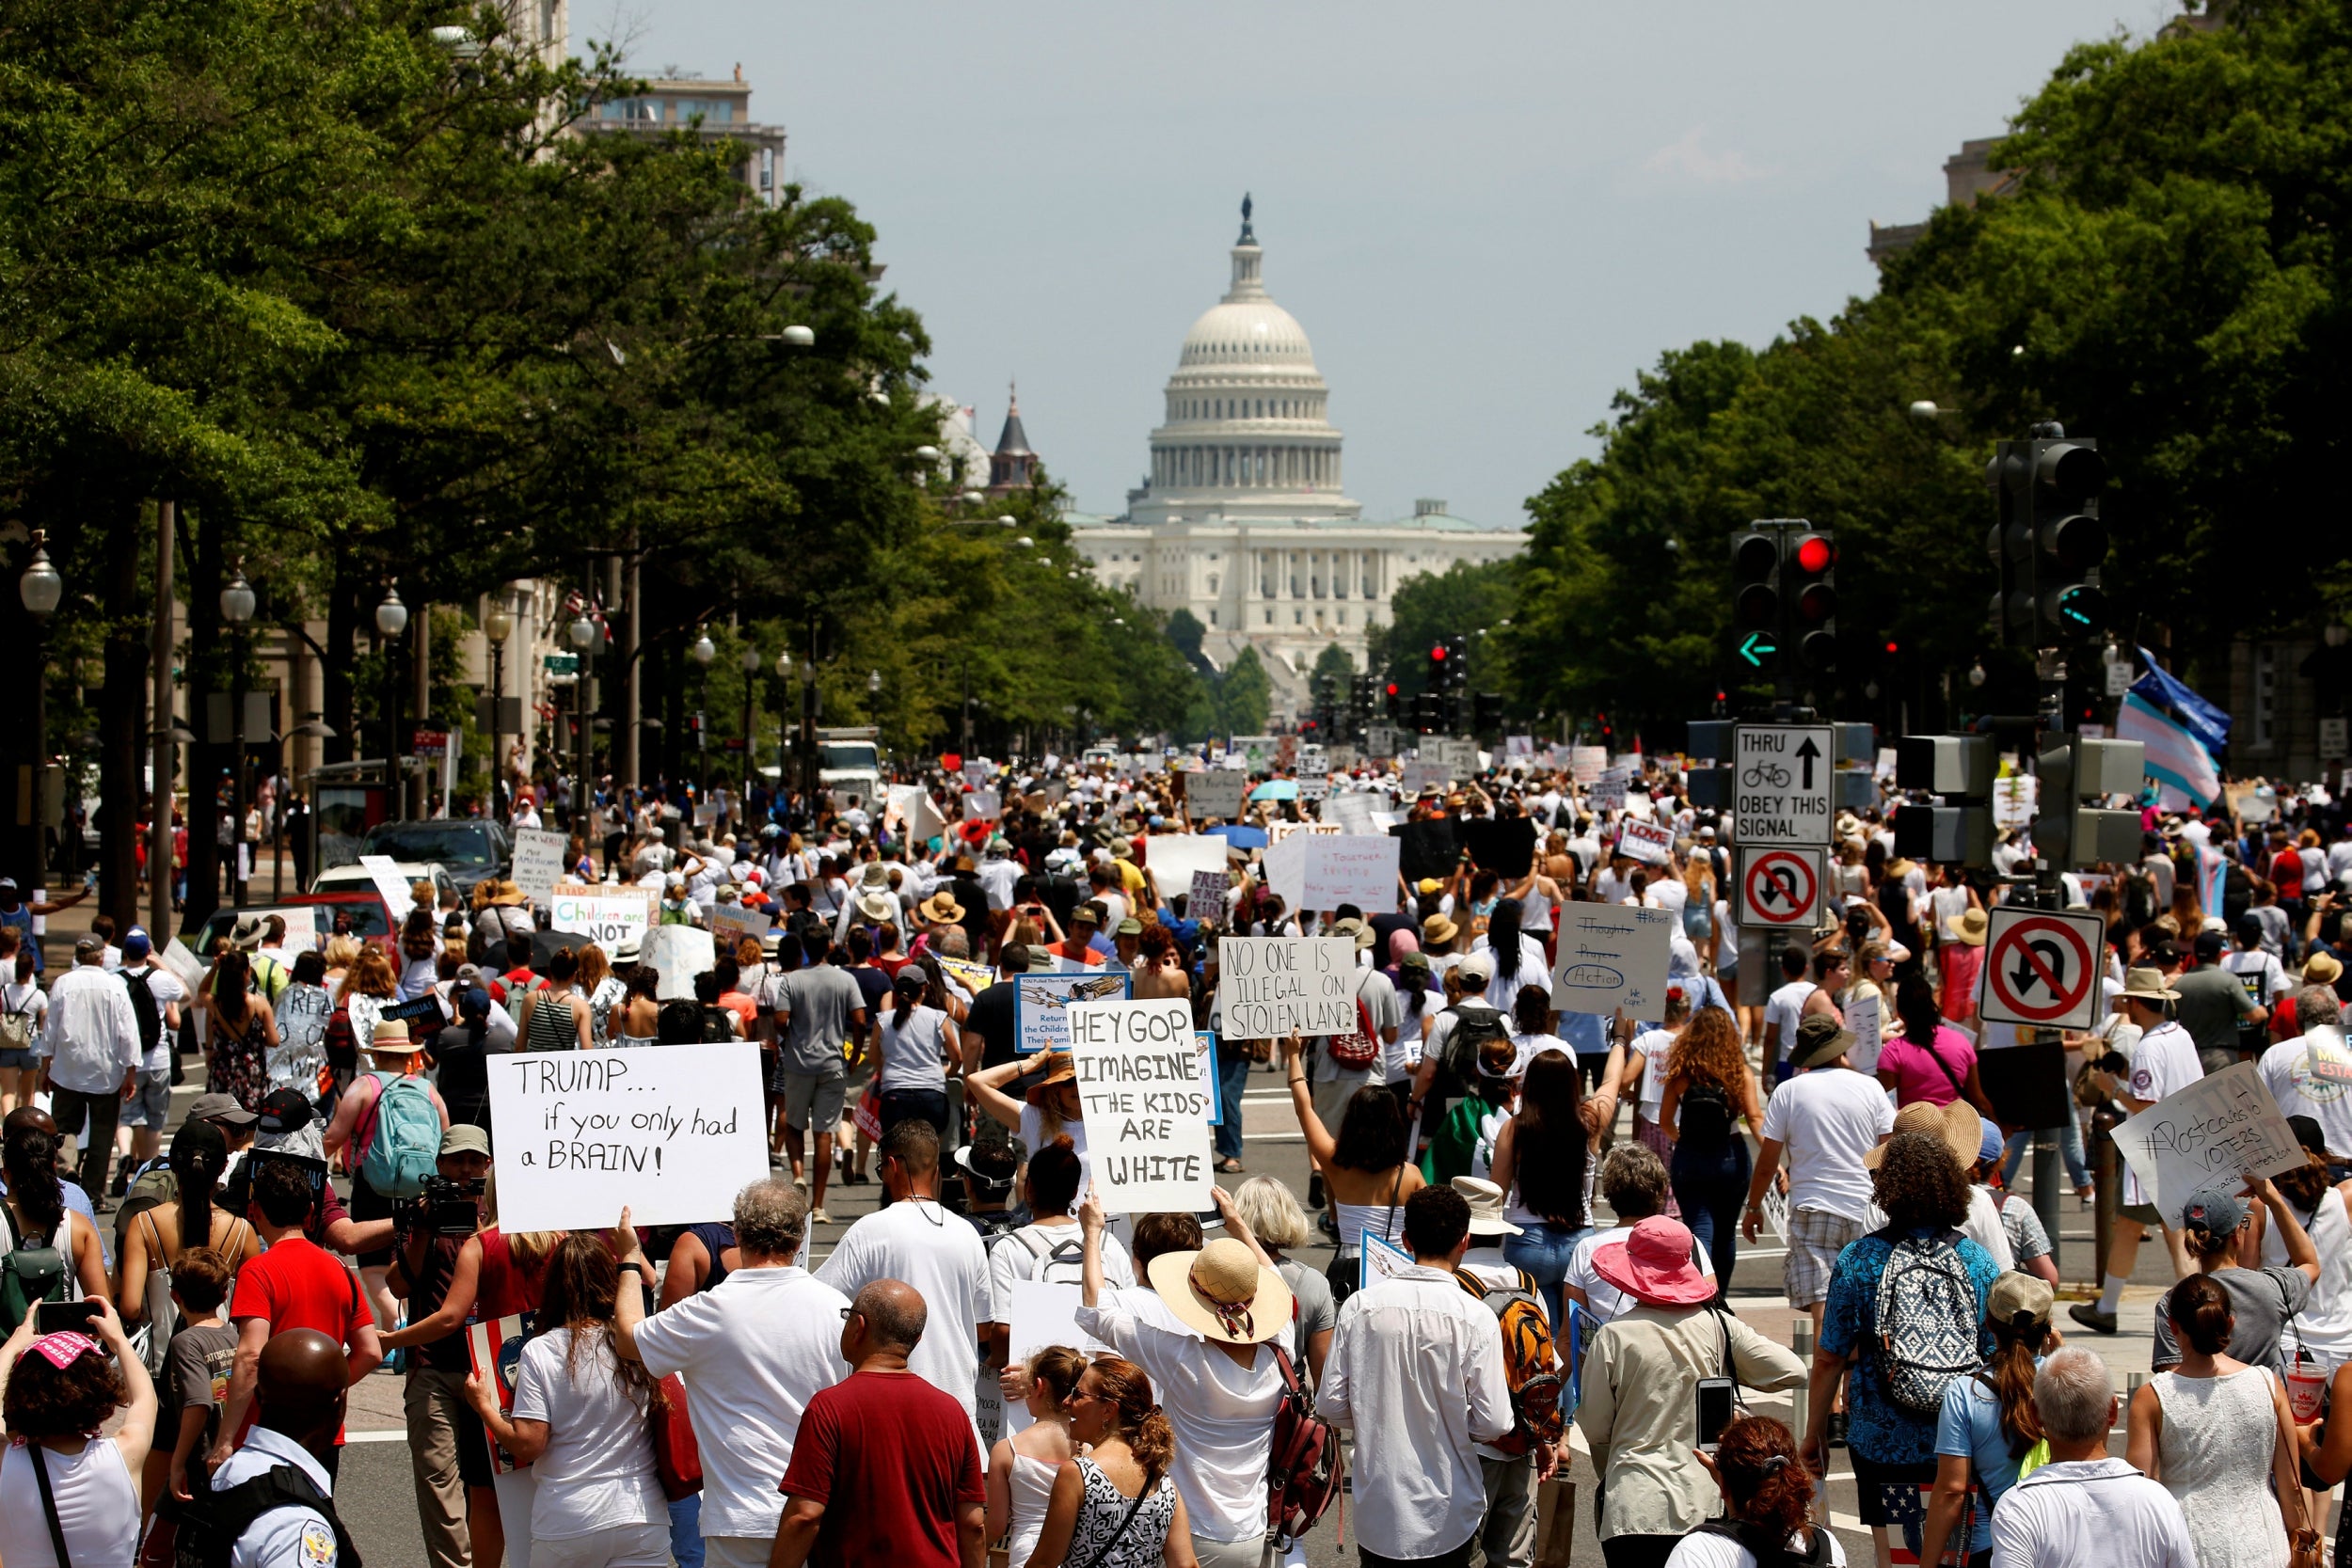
top-left (0, 1203), bottom-right (72, 1332)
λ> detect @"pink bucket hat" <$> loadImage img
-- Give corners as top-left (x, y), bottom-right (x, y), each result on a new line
top-left (1591, 1215), bottom-right (1717, 1307)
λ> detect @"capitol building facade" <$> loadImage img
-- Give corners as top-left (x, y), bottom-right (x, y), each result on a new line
top-left (1068, 203), bottom-right (1523, 716)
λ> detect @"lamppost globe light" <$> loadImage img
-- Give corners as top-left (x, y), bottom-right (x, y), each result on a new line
top-left (18, 530), bottom-right (63, 619)
top-left (1968, 660), bottom-right (1988, 688)
top-left (775, 649), bottom-right (793, 676)
top-left (374, 583), bottom-right (407, 639)
top-left (1015, 537), bottom-right (1034, 548)
top-left (484, 601), bottom-right (514, 644)
top-left (567, 612), bottom-right (596, 651)
top-left (219, 561), bottom-right (257, 626)
top-left (742, 644), bottom-right (762, 673)
top-left (866, 669), bottom-right (882, 695)
top-left (997, 515), bottom-right (1016, 528)
top-left (781, 325), bottom-right (815, 348)
top-left (914, 445), bottom-right (941, 463)
top-left (691, 631), bottom-right (716, 666)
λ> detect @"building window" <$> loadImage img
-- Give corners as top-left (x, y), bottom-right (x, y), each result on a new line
top-left (1209, 609), bottom-right (1218, 626)
top-left (1207, 574), bottom-right (1218, 593)
top-left (1294, 609), bottom-right (1304, 625)
top-left (1263, 609), bottom-right (1274, 626)
top-left (2253, 644), bottom-right (2278, 750)
top-left (1338, 609), bottom-right (1347, 626)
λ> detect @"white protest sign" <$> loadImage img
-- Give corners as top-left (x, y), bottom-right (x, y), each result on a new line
top-left (1590, 768), bottom-right (1629, 813)
top-left (1614, 817), bottom-right (1673, 866)
top-left (510, 829), bottom-right (569, 908)
top-left (1267, 820), bottom-right (1343, 843)
top-left (1068, 996), bottom-right (1214, 1214)
top-left (159, 939), bottom-right (208, 992)
top-left (1216, 937), bottom-right (1358, 1040)
top-left (358, 854), bottom-right (417, 925)
top-left (549, 883), bottom-right (653, 952)
top-left (1399, 760), bottom-right (1451, 797)
top-left (1549, 903), bottom-right (1674, 1017)
top-left (1263, 832), bottom-right (1399, 913)
top-left (2109, 1061), bottom-right (2306, 1227)
top-left (708, 905), bottom-right (771, 950)
top-left (998, 1279), bottom-right (1115, 1436)
top-left (1296, 776), bottom-right (1330, 804)
top-left (1186, 768), bottom-right (1247, 820)
top-left (488, 1042), bottom-right (769, 1232)
top-left (240, 908), bottom-right (323, 953)
top-left (1144, 833), bottom-right (1234, 894)
top-left (1992, 773), bottom-right (2038, 830)
top-left (964, 789), bottom-right (1001, 821)
top-left (1846, 990), bottom-right (1883, 1074)
top-left (1569, 746), bottom-right (1608, 785)
top-left (639, 926), bottom-right (717, 1000)
top-left (1188, 870), bottom-right (1231, 925)
top-left (1325, 792), bottom-right (1381, 836)
top-left (1359, 1231), bottom-right (1415, 1292)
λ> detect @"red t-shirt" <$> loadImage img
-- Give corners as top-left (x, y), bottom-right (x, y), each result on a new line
top-left (778, 1370), bottom-right (984, 1568)
top-left (229, 1236), bottom-right (371, 1444)
top-left (2271, 849), bottom-right (2305, 898)
top-left (1046, 942), bottom-right (1104, 968)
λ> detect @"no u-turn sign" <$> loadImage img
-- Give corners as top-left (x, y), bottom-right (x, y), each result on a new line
top-left (1736, 847), bottom-right (1824, 929)
top-left (1980, 906), bottom-right (2106, 1031)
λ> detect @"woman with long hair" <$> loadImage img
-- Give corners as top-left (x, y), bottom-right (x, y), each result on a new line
top-left (272, 948), bottom-right (336, 1099)
top-left (1626, 986), bottom-right (1691, 1216)
top-left (202, 949), bottom-right (280, 1112)
top-left (516, 946), bottom-right (593, 1052)
top-left (1879, 972), bottom-right (1997, 1119)
top-left (987, 1344), bottom-right (1087, 1568)
top-left (1473, 897), bottom-right (1551, 1017)
top-left (398, 905), bottom-right (441, 998)
top-left (1025, 1355), bottom-right (1196, 1568)
top-left (1667, 1416), bottom-right (1841, 1567)
top-left (1921, 1273), bottom-right (2056, 1568)
top-left (1490, 1047), bottom-right (1597, 1325)
top-left (2129, 1272), bottom-right (2309, 1568)
top-left (615, 967), bottom-right (661, 1046)
top-left (468, 1230), bottom-right (668, 1568)
top-left (0, 1291), bottom-right (157, 1566)
top-left (876, 965), bottom-right (959, 1139)
top-left (323, 942), bottom-right (398, 1106)
top-left (116, 1120), bottom-right (259, 1327)
top-left (2, 1117), bottom-right (109, 1305)
top-left (1280, 1042), bottom-right (1423, 1301)
top-left (577, 943), bottom-right (628, 1047)
top-left (1681, 856), bottom-right (1719, 974)
top-left (1658, 1006), bottom-right (1766, 1293)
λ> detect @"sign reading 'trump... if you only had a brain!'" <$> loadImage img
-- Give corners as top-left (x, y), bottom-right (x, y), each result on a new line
top-left (1068, 997), bottom-right (1213, 1214)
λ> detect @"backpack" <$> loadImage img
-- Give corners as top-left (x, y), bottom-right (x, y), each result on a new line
top-left (657, 999), bottom-right (707, 1044)
top-left (1014, 1227), bottom-right (1087, 1284)
top-left (123, 965), bottom-right (166, 1059)
top-left (0, 1204), bottom-right (70, 1332)
top-left (1456, 1266), bottom-right (1565, 1454)
top-left (1265, 1343), bottom-right (1343, 1549)
top-left (1325, 996), bottom-right (1381, 1071)
top-left (178, 1460), bottom-right (363, 1568)
top-left (1691, 1520), bottom-right (1830, 1568)
top-left (1435, 1001), bottom-right (1509, 1093)
top-left (357, 1072), bottom-right (442, 1200)
top-left (1677, 1079), bottom-right (1736, 1150)
top-left (1872, 1228), bottom-right (1980, 1417)
top-left (698, 1006), bottom-right (734, 1044)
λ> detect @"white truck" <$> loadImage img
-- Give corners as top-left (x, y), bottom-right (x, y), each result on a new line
top-left (816, 726), bottom-right (884, 811)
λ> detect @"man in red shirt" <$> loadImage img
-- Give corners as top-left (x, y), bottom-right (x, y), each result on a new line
top-left (774, 1279), bottom-right (985, 1568)
top-left (210, 1155), bottom-right (383, 1473)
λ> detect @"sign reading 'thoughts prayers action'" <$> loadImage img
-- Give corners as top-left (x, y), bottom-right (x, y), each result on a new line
top-left (1068, 997), bottom-right (1213, 1214)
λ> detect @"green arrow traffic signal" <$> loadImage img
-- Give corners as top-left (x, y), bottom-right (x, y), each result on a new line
top-left (1740, 631), bottom-right (1777, 668)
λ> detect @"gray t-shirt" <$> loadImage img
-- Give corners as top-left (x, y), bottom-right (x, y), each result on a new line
top-left (2150, 1264), bottom-right (2311, 1375)
top-left (777, 963), bottom-right (866, 1074)
top-left (2170, 965), bottom-right (2256, 1056)
top-left (1274, 1256), bottom-right (1338, 1346)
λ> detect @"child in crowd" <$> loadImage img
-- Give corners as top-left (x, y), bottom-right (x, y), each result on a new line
top-left (141, 1246), bottom-right (240, 1567)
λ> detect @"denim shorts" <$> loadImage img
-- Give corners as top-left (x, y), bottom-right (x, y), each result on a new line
top-left (120, 1068), bottom-right (173, 1128)
top-left (0, 1046), bottom-right (35, 1070)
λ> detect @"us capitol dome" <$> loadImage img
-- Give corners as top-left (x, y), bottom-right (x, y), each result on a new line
top-left (1068, 197), bottom-right (1523, 715)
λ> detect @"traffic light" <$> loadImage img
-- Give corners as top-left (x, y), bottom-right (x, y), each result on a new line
top-left (1894, 736), bottom-right (1994, 867)
top-left (1730, 529), bottom-right (1781, 672)
top-left (2032, 733), bottom-right (2145, 868)
top-left (1987, 444), bottom-right (2032, 646)
top-left (1411, 691), bottom-right (1441, 734)
top-left (1785, 530), bottom-right (1837, 673)
top-left (2027, 437), bottom-right (2107, 642)
top-left (1384, 680), bottom-right (1401, 721)
top-left (1472, 692), bottom-right (1503, 736)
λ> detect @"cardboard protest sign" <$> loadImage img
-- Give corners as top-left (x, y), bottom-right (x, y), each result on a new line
top-left (1263, 832), bottom-right (1399, 913)
top-left (708, 905), bottom-right (772, 951)
top-left (358, 854), bottom-right (417, 925)
top-left (1569, 746), bottom-right (1608, 785)
top-left (1461, 817), bottom-right (1536, 877)
top-left (1068, 996), bottom-right (1214, 1214)
top-left (510, 829), bottom-right (569, 908)
top-left (549, 883), bottom-right (653, 953)
top-left (1188, 870), bottom-right (1231, 925)
top-left (1186, 768), bottom-right (1247, 820)
top-left (1014, 970), bottom-right (1134, 1054)
top-left (1325, 792), bottom-right (1382, 836)
top-left (1391, 819), bottom-right (1458, 882)
top-left (1216, 937), bottom-right (1359, 1040)
top-left (1549, 904), bottom-right (1674, 1017)
top-left (639, 926), bottom-right (717, 1001)
top-left (1267, 820), bottom-right (1343, 843)
top-left (2109, 1061), bottom-right (2307, 1227)
top-left (1142, 833), bottom-right (1233, 895)
top-left (964, 789), bottom-right (1001, 821)
top-left (487, 1042), bottom-right (769, 1232)
top-left (1614, 817), bottom-right (1674, 866)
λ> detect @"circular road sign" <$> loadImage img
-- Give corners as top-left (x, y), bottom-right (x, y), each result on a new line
top-left (1743, 850), bottom-right (1818, 927)
top-left (1983, 911), bottom-right (2100, 1026)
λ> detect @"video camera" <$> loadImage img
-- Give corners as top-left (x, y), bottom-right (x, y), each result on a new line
top-left (413, 1176), bottom-right (485, 1239)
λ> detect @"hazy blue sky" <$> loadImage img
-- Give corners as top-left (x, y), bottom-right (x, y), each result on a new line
top-left (624, 2), bottom-right (2167, 531)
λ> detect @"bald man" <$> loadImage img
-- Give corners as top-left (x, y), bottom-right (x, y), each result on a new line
top-left (199, 1328), bottom-right (358, 1567)
top-left (773, 1280), bottom-right (986, 1568)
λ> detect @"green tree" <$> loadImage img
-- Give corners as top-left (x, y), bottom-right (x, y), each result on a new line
top-left (1216, 645), bottom-right (1272, 736)
top-left (1367, 560), bottom-right (1520, 700)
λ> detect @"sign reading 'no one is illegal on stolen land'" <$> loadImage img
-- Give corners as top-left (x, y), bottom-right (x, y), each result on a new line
top-left (1734, 725), bottom-right (1834, 847)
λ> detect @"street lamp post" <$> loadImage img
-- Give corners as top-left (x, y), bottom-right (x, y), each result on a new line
top-left (691, 629), bottom-right (715, 794)
top-left (774, 647), bottom-right (793, 799)
top-left (375, 583), bottom-right (408, 823)
top-left (568, 608), bottom-right (597, 835)
top-left (220, 559), bottom-right (257, 903)
top-left (740, 643), bottom-right (760, 817)
top-left (485, 597), bottom-right (514, 825)
top-left (19, 531), bottom-right (62, 885)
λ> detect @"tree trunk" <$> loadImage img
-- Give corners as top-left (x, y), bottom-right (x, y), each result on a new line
top-left (97, 500), bottom-right (144, 931)
top-left (323, 561), bottom-right (358, 767)
top-left (182, 515), bottom-right (224, 927)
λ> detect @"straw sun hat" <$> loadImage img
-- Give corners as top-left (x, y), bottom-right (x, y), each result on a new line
top-left (1147, 1239), bottom-right (1294, 1345)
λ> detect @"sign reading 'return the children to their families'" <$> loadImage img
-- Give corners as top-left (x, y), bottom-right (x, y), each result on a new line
top-left (1067, 997), bottom-right (1213, 1214)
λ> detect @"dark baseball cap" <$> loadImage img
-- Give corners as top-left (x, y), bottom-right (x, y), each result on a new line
top-left (189, 1092), bottom-right (259, 1127)
top-left (257, 1089), bottom-right (316, 1136)
top-left (2181, 1186), bottom-right (2246, 1236)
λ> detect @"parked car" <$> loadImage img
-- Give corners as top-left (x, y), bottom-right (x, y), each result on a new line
top-left (310, 860), bottom-right (458, 912)
top-left (188, 890), bottom-right (398, 956)
top-left (354, 818), bottom-right (511, 891)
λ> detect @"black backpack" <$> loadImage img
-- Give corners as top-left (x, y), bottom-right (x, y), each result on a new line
top-left (123, 965), bottom-right (165, 1058)
top-left (1435, 1001), bottom-right (1509, 1093)
top-left (1692, 1520), bottom-right (1829, 1568)
top-left (1677, 1079), bottom-right (1736, 1149)
top-left (698, 1005), bottom-right (733, 1043)
top-left (179, 1460), bottom-right (362, 1568)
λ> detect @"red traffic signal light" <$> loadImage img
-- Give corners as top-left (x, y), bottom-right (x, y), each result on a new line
top-left (1384, 682), bottom-right (1398, 697)
top-left (1883, 640), bottom-right (1899, 655)
top-left (1429, 643), bottom-right (1447, 661)
top-left (1794, 534), bottom-right (1836, 574)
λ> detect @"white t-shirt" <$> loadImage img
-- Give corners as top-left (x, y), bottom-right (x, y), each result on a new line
top-left (117, 963), bottom-right (189, 1072)
top-left (877, 1004), bottom-right (951, 1093)
top-left (1629, 1026), bottom-right (1676, 1121)
top-left (1565, 1225), bottom-right (1713, 1325)
top-left (1757, 1067), bottom-right (1896, 1224)
top-left (2, 980), bottom-right (48, 1045)
top-left (815, 1198), bottom-right (991, 1421)
top-left (630, 1265), bottom-right (850, 1539)
top-left (509, 1327), bottom-right (666, 1539)
top-left (1666, 1527), bottom-right (1849, 1568)
top-left (2260, 1029), bottom-right (2352, 1162)
top-left (1963, 1185), bottom-right (2016, 1272)
top-left (984, 1220), bottom-right (1136, 1323)
top-left (1472, 934), bottom-right (1551, 1013)
top-left (1764, 980), bottom-right (1816, 1064)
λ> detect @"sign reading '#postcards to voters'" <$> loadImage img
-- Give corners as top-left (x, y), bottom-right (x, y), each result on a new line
top-left (489, 1042), bottom-right (769, 1232)
top-left (509, 828), bottom-right (569, 907)
top-left (2109, 1062), bottom-right (2305, 1227)
top-left (1217, 937), bottom-right (1359, 1040)
top-left (1549, 903), bottom-right (1674, 1017)
top-left (549, 883), bottom-right (653, 952)
top-left (1068, 997), bottom-right (1214, 1214)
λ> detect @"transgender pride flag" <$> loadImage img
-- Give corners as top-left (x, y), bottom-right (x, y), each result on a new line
top-left (2116, 692), bottom-right (2222, 811)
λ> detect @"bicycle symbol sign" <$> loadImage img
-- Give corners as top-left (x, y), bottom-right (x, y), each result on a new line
top-left (1980, 907), bottom-right (2106, 1031)
top-left (1732, 724), bottom-right (1834, 847)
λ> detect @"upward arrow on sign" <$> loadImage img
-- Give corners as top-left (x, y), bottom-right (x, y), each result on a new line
top-left (1795, 736), bottom-right (1820, 790)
